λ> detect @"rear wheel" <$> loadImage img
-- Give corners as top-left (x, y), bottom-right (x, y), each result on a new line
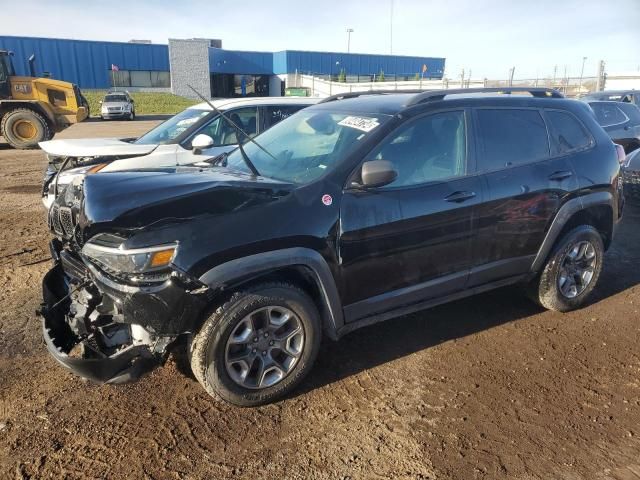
top-left (190, 283), bottom-right (321, 406)
top-left (1, 108), bottom-right (51, 149)
top-left (528, 225), bottom-right (604, 312)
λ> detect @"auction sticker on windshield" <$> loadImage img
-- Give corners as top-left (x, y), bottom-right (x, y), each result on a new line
top-left (338, 116), bottom-right (380, 132)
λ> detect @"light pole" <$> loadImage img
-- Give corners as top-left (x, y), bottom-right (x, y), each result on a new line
top-left (390, 0), bottom-right (394, 55)
top-left (346, 28), bottom-right (354, 53)
top-left (578, 56), bottom-right (587, 96)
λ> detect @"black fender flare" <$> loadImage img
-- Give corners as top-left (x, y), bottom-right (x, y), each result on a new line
top-left (530, 191), bottom-right (614, 273)
top-left (198, 247), bottom-right (344, 340)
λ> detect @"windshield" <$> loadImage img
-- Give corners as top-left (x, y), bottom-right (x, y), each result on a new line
top-left (225, 109), bottom-right (390, 184)
top-left (104, 95), bottom-right (128, 103)
top-left (134, 108), bottom-right (211, 145)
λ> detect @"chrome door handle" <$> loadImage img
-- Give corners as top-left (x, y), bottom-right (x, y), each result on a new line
top-left (445, 191), bottom-right (476, 203)
top-left (548, 171), bottom-right (573, 181)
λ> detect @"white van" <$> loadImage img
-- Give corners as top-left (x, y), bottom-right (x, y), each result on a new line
top-left (41, 96), bottom-right (318, 208)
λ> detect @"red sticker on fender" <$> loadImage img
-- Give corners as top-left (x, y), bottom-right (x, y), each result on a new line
top-left (322, 194), bottom-right (332, 206)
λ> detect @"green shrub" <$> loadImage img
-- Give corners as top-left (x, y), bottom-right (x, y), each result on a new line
top-left (82, 91), bottom-right (198, 116)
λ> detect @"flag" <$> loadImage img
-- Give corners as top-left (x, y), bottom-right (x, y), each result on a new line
top-left (111, 64), bottom-right (120, 72)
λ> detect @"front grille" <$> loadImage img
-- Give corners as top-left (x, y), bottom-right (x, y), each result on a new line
top-left (59, 207), bottom-right (74, 236)
top-left (50, 204), bottom-right (64, 236)
top-left (107, 107), bottom-right (122, 112)
top-left (49, 204), bottom-right (77, 240)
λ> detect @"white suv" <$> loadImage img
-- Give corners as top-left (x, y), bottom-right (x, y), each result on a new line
top-left (41, 97), bottom-right (318, 208)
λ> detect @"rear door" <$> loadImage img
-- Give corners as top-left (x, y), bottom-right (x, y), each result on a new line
top-left (469, 107), bottom-right (579, 287)
top-left (339, 109), bottom-right (482, 320)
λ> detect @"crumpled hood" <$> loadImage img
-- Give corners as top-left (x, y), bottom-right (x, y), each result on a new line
top-left (78, 167), bottom-right (292, 235)
top-left (39, 138), bottom-right (157, 157)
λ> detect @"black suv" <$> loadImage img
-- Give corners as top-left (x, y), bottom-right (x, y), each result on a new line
top-left (40, 88), bottom-right (624, 406)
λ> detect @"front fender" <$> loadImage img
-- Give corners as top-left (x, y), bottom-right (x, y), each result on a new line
top-left (198, 247), bottom-right (344, 339)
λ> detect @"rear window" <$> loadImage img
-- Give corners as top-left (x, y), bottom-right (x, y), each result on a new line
top-left (476, 109), bottom-right (549, 171)
top-left (589, 103), bottom-right (628, 127)
top-left (545, 110), bottom-right (592, 155)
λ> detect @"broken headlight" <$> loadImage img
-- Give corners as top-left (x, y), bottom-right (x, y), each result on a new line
top-left (81, 236), bottom-right (178, 282)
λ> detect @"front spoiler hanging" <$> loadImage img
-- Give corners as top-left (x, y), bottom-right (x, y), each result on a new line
top-left (39, 263), bottom-right (159, 384)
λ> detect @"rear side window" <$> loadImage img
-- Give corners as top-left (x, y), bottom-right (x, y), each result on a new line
top-left (589, 103), bottom-right (628, 127)
top-left (264, 105), bottom-right (304, 129)
top-left (545, 110), bottom-right (592, 155)
top-left (476, 109), bottom-right (549, 171)
top-left (617, 102), bottom-right (640, 122)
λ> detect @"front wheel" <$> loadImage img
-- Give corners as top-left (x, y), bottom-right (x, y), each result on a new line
top-left (1, 108), bottom-right (51, 149)
top-left (528, 225), bottom-right (604, 312)
top-left (190, 283), bottom-right (321, 406)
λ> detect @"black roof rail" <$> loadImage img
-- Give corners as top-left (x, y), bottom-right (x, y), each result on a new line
top-left (318, 89), bottom-right (427, 104)
top-left (406, 87), bottom-right (564, 106)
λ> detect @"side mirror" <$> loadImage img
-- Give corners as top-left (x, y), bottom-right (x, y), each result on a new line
top-left (359, 160), bottom-right (398, 188)
top-left (130, 99), bottom-right (134, 103)
top-left (191, 134), bottom-right (214, 154)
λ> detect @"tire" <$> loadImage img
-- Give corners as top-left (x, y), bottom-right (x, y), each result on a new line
top-left (190, 282), bottom-right (321, 406)
top-left (528, 225), bottom-right (604, 312)
top-left (1, 108), bottom-right (51, 149)
top-left (128, 111), bottom-right (135, 121)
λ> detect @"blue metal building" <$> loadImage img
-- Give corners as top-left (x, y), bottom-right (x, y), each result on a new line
top-left (0, 35), bottom-right (445, 97)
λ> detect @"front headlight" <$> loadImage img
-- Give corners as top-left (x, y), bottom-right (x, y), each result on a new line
top-left (82, 238), bottom-right (178, 280)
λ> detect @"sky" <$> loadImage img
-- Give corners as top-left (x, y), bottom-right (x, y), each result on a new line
top-left (1, 0), bottom-right (639, 79)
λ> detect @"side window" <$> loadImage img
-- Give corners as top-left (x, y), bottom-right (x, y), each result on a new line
top-left (194, 107), bottom-right (258, 147)
top-left (264, 105), bottom-right (304, 129)
top-left (476, 109), bottom-right (549, 171)
top-left (369, 110), bottom-right (467, 187)
top-left (617, 102), bottom-right (640, 123)
top-left (590, 103), bottom-right (628, 127)
top-left (545, 110), bottom-right (592, 155)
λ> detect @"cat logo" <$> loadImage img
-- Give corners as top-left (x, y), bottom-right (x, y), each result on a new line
top-left (13, 84), bottom-right (32, 94)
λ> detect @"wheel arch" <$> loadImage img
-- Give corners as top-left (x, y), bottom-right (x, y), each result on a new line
top-left (198, 248), bottom-right (344, 340)
top-left (531, 191), bottom-right (615, 273)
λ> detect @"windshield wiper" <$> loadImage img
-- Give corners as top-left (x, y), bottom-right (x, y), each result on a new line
top-left (187, 85), bottom-right (280, 177)
top-left (205, 151), bottom-right (228, 167)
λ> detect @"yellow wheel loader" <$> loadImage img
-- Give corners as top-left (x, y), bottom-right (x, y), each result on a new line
top-left (0, 50), bottom-right (88, 149)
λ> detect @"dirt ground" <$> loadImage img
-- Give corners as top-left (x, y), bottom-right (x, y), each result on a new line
top-left (0, 119), bottom-right (639, 480)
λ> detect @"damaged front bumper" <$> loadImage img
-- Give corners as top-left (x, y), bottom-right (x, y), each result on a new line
top-left (40, 263), bottom-right (161, 383)
top-left (39, 242), bottom-right (206, 384)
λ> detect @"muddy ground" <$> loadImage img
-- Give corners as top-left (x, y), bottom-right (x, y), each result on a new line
top-left (0, 119), bottom-right (639, 480)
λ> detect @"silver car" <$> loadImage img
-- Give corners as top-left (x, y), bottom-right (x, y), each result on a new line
top-left (100, 91), bottom-right (135, 120)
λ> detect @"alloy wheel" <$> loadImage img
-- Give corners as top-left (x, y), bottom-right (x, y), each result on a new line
top-left (224, 306), bottom-right (305, 389)
top-left (557, 240), bottom-right (597, 298)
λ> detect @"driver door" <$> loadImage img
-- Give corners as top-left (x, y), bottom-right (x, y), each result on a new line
top-left (338, 109), bottom-right (482, 321)
top-left (179, 107), bottom-right (259, 163)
